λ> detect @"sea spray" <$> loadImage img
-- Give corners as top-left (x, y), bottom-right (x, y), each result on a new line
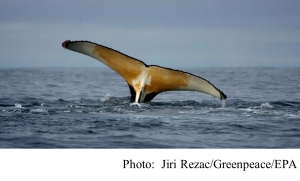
top-left (130, 102), bottom-right (142, 107)
top-left (101, 93), bottom-right (111, 102)
top-left (221, 100), bottom-right (226, 108)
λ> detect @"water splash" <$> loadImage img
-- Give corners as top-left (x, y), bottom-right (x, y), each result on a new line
top-left (130, 102), bottom-right (142, 107)
top-left (221, 100), bottom-right (226, 108)
top-left (101, 93), bottom-right (111, 102)
top-left (260, 102), bottom-right (273, 109)
top-left (15, 103), bottom-right (22, 108)
top-left (30, 108), bottom-right (48, 113)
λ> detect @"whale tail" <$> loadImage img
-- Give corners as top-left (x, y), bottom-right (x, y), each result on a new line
top-left (62, 40), bottom-right (227, 103)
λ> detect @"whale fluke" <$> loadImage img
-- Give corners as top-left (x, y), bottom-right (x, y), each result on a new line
top-left (62, 40), bottom-right (227, 103)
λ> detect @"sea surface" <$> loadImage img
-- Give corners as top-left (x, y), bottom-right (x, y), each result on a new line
top-left (0, 67), bottom-right (299, 148)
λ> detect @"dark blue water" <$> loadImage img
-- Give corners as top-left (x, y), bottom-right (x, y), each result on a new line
top-left (0, 67), bottom-right (299, 148)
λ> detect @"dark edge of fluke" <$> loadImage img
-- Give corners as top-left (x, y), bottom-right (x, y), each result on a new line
top-left (62, 40), bottom-right (70, 49)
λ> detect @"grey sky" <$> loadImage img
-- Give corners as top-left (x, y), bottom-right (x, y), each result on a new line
top-left (1, 0), bottom-right (299, 68)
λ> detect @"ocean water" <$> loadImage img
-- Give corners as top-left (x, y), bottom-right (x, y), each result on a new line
top-left (0, 67), bottom-right (299, 148)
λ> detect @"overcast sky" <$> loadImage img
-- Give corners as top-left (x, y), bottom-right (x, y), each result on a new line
top-left (1, 0), bottom-right (299, 68)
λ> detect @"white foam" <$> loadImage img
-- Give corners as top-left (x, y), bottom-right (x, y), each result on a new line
top-left (130, 102), bottom-right (142, 107)
top-left (284, 114), bottom-right (300, 119)
top-left (15, 103), bottom-right (22, 108)
top-left (101, 93), bottom-right (111, 102)
top-left (30, 108), bottom-right (47, 113)
top-left (239, 102), bottom-right (274, 114)
top-left (260, 102), bottom-right (273, 109)
top-left (239, 108), bottom-right (253, 112)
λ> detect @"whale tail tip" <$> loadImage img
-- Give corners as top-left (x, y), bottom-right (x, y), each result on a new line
top-left (62, 40), bottom-right (70, 48)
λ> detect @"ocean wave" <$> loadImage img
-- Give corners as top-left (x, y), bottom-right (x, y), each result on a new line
top-left (30, 108), bottom-right (48, 113)
top-left (0, 97), bottom-right (299, 119)
top-left (283, 114), bottom-right (300, 119)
